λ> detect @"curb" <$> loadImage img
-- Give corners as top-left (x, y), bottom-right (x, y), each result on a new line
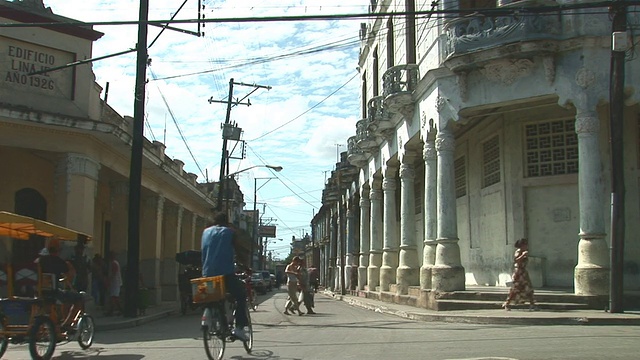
top-left (96, 308), bottom-right (176, 331)
top-left (327, 292), bottom-right (640, 326)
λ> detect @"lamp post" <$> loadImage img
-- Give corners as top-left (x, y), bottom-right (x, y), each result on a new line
top-left (251, 170), bottom-right (282, 269)
top-left (216, 164), bottom-right (282, 212)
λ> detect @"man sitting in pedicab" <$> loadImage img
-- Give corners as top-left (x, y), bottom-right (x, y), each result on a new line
top-left (36, 242), bottom-right (84, 332)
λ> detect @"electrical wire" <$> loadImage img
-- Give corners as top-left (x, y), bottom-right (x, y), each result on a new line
top-left (248, 72), bottom-right (359, 142)
top-left (148, 67), bottom-right (207, 180)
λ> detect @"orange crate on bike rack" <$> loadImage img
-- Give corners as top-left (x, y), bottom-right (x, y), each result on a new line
top-left (190, 276), bottom-right (225, 303)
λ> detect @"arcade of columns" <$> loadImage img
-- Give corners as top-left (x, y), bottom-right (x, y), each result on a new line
top-left (324, 95), bottom-right (609, 297)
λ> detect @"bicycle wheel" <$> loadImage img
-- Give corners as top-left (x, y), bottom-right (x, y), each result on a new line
top-left (0, 320), bottom-right (8, 359)
top-left (77, 315), bottom-right (95, 349)
top-left (28, 316), bottom-right (56, 360)
top-left (203, 309), bottom-right (225, 360)
top-left (242, 305), bottom-right (253, 354)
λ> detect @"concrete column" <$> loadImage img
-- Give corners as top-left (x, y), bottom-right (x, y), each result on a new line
top-left (432, 128), bottom-right (465, 291)
top-left (397, 154), bottom-right (419, 295)
top-left (190, 213), bottom-right (197, 250)
top-left (380, 166), bottom-right (399, 292)
top-left (368, 178), bottom-right (383, 291)
top-left (358, 185), bottom-right (371, 290)
top-left (140, 195), bottom-right (164, 305)
top-left (175, 206), bottom-right (184, 300)
top-left (153, 196), bottom-right (164, 305)
top-left (329, 207), bottom-right (337, 291)
top-left (53, 153), bottom-right (100, 236)
top-left (108, 181), bottom-right (129, 255)
top-left (574, 108), bottom-right (609, 295)
top-left (420, 139), bottom-right (438, 289)
top-left (335, 201), bottom-right (343, 292)
top-left (160, 204), bottom-right (178, 302)
top-left (345, 207), bottom-right (356, 290)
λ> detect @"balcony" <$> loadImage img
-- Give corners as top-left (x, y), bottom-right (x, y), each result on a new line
top-left (367, 96), bottom-right (394, 134)
top-left (347, 136), bottom-right (368, 168)
top-left (382, 64), bottom-right (419, 118)
top-left (355, 119), bottom-right (380, 151)
top-left (444, 11), bottom-right (562, 70)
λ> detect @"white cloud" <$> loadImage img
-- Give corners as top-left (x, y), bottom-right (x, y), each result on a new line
top-left (44, 0), bottom-right (367, 256)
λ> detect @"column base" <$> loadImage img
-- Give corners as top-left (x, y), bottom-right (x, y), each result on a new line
top-left (431, 265), bottom-right (465, 292)
top-left (380, 266), bottom-right (395, 292)
top-left (396, 266), bottom-right (419, 295)
top-left (367, 266), bottom-right (380, 291)
top-left (357, 265), bottom-right (368, 290)
top-left (575, 266), bottom-right (609, 296)
top-left (420, 265), bottom-right (433, 290)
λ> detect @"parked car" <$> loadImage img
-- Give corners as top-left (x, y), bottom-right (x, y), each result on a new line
top-left (260, 270), bottom-right (273, 291)
top-left (250, 273), bottom-right (267, 295)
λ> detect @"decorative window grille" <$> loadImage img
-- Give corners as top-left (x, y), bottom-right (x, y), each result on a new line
top-left (482, 136), bottom-right (501, 188)
top-left (525, 119), bottom-right (578, 177)
top-left (454, 156), bottom-right (466, 198)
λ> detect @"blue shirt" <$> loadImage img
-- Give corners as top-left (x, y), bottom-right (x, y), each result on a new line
top-left (201, 225), bottom-right (235, 277)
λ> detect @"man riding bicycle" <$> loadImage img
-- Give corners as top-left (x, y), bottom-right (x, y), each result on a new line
top-left (36, 242), bottom-right (84, 332)
top-left (201, 212), bottom-right (248, 341)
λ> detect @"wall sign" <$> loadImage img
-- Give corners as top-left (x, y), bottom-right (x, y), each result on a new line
top-left (1, 36), bottom-right (75, 99)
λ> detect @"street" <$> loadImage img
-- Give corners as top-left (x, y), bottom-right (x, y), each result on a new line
top-left (4, 289), bottom-right (640, 360)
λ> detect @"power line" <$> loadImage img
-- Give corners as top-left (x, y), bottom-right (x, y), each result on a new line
top-left (248, 72), bottom-right (359, 142)
top-left (148, 68), bottom-right (207, 180)
top-left (4, 2), bottom-right (640, 29)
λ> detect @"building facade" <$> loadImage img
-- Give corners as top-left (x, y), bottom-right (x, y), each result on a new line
top-left (0, 0), bottom-right (248, 304)
top-left (312, 0), bottom-right (640, 302)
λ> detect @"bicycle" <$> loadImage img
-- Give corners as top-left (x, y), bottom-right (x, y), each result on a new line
top-left (191, 274), bottom-right (253, 360)
top-left (201, 294), bottom-right (253, 360)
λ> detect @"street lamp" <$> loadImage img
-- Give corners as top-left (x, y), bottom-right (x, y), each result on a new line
top-left (216, 164), bottom-right (282, 210)
top-left (253, 175), bottom-right (281, 269)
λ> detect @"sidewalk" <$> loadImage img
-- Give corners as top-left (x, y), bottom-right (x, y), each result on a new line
top-left (324, 291), bottom-right (640, 326)
top-left (91, 302), bottom-right (177, 331)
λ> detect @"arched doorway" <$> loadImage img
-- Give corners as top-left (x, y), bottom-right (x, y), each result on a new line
top-left (13, 188), bottom-right (47, 263)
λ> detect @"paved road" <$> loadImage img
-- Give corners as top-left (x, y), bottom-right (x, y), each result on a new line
top-left (4, 290), bottom-right (640, 359)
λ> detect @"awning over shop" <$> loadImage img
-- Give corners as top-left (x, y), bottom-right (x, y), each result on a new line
top-left (0, 211), bottom-right (92, 242)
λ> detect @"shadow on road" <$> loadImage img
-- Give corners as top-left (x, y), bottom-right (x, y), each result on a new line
top-left (54, 348), bottom-right (145, 359)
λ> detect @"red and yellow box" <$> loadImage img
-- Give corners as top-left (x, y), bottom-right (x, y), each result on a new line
top-left (190, 276), bottom-right (225, 303)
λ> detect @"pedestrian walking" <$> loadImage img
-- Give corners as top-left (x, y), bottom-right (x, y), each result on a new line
top-left (297, 260), bottom-right (316, 314)
top-left (284, 256), bottom-right (304, 316)
top-left (104, 251), bottom-right (123, 316)
top-left (502, 238), bottom-right (536, 311)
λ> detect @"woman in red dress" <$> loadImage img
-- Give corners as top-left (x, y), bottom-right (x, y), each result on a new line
top-left (502, 238), bottom-right (536, 311)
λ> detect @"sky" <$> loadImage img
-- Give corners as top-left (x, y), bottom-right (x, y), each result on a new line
top-left (43, 0), bottom-right (368, 259)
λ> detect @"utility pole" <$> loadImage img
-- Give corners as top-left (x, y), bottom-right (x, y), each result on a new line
top-left (209, 80), bottom-right (271, 211)
top-left (124, 0), bottom-right (149, 319)
top-left (609, 0), bottom-right (627, 314)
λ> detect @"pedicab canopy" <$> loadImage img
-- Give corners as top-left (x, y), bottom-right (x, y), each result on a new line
top-left (0, 211), bottom-right (92, 242)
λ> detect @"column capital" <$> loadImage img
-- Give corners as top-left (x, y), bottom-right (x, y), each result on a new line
top-left (370, 188), bottom-right (383, 200)
top-left (575, 111), bottom-right (600, 135)
top-left (435, 131), bottom-right (455, 153)
top-left (382, 177), bottom-right (396, 191)
top-left (399, 164), bottom-right (415, 180)
top-left (423, 140), bottom-right (437, 161)
top-left (58, 153), bottom-right (101, 180)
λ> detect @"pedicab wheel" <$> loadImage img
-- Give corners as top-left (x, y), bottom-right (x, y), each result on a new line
top-left (242, 307), bottom-right (253, 354)
top-left (77, 315), bottom-right (95, 349)
top-left (0, 320), bottom-right (8, 358)
top-left (203, 318), bottom-right (225, 360)
top-left (28, 316), bottom-right (56, 360)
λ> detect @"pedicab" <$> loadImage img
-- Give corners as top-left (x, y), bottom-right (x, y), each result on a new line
top-left (0, 211), bottom-right (95, 360)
